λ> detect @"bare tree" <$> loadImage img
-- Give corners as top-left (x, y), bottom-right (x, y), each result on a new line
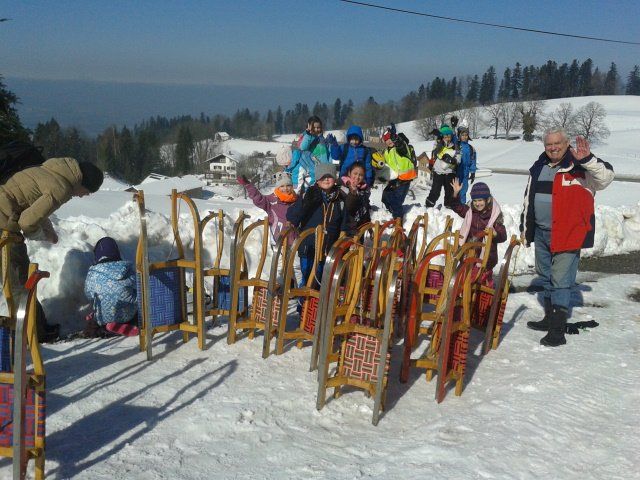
top-left (500, 102), bottom-right (522, 138)
top-left (574, 101), bottom-right (610, 143)
top-left (192, 138), bottom-right (217, 173)
top-left (542, 102), bottom-right (575, 134)
top-left (416, 116), bottom-right (439, 140)
top-left (466, 107), bottom-right (481, 138)
top-left (483, 103), bottom-right (504, 139)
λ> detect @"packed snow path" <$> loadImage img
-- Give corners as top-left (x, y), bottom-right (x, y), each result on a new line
top-left (2, 274), bottom-right (638, 479)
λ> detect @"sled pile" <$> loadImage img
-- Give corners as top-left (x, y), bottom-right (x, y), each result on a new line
top-left (134, 190), bottom-right (521, 425)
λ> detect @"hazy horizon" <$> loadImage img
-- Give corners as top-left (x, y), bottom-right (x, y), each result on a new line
top-left (8, 77), bottom-right (400, 136)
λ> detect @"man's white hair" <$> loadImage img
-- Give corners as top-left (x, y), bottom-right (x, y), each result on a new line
top-left (543, 127), bottom-right (570, 144)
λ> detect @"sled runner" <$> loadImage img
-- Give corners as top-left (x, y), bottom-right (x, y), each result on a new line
top-left (0, 248), bottom-right (48, 480)
top-left (202, 210), bottom-right (249, 326)
top-left (227, 217), bottom-right (271, 344)
top-left (273, 225), bottom-right (325, 356)
top-left (261, 227), bottom-right (293, 358)
top-left (479, 235), bottom-right (521, 354)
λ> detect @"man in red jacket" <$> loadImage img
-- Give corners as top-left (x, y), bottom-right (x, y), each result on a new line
top-left (520, 129), bottom-right (614, 347)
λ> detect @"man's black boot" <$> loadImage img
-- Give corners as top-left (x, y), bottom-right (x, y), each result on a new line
top-left (540, 307), bottom-right (567, 347)
top-left (527, 297), bottom-right (552, 331)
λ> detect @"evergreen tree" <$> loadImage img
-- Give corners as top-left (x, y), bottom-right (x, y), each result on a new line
top-left (341, 99), bottom-right (354, 126)
top-left (567, 59), bottom-right (580, 97)
top-left (626, 65), bottom-right (640, 94)
top-left (498, 68), bottom-right (512, 100)
top-left (466, 75), bottom-right (480, 102)
top-left (578, 58), bottom-right (593, 96)
top-left (333, 98), bottom-right (342, 128)
top-left (510, 63), bottom-right (522, 99)
top-left (603, 62), bottom-right (618, 94)
top-left (275, 106), bottom-right (284, 134)
top-left (0, 75), bottom-right (30, 144)
top-left (175, 125), bottom-right (193, 175)
top-left (478, 66), bottom-right (496, 104)
top-left (521, 66), bottom-right (531, 98)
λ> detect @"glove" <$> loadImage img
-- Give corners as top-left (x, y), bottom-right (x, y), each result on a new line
top-left (451, 116), bottom-right (459, 128)
top-left (389, 123), bottom-right (397, 136)
top-left (237, 175), bottom-right (250, 186)
top-left (326, 133), bottom-right (337, 145)
top-left (442, 153), bottom-right (457, 165)
top-left (469, 172), bottom-right (475, 184)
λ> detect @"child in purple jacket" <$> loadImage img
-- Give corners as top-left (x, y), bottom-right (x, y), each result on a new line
top-left (237, 172), bottom-right (298, 243)
top-left (450, 179), bottom-right (507, 271)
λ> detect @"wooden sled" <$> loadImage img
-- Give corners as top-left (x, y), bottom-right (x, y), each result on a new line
top-left (201, 210), bottom-right (248, 329)
top-left (0, 253), bottom-right (48, 480)
top-left (135, 190), bottom-right (206, 359)
top-left (316, 247), bottom-right (398, 425)
top-left (227, 217), bottom-right (271, 344)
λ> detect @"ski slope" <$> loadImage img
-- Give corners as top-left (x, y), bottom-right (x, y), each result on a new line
top-left (1, 95), bottom-right (639, 479)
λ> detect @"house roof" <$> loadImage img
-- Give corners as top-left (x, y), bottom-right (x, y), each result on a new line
top-left (134, 174), bottom-right (206, 195)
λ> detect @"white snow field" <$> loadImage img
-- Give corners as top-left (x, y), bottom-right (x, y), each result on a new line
top-left (1, 96), bottom-right (639, 479)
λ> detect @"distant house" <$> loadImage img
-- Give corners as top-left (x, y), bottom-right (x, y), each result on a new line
top-left (201, 153), bottom-right (238, 185)
top-left (416, 152), bottom-right (432, 186)
top-left (127, 174), bottom-right (205, 199)
top-left (214, 132), bottom-right (231, 143)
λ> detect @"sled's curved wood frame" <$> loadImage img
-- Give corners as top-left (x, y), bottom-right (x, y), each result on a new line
top-left (261, 227), bottom-right (293, 358)
top-left (227, 217), bottom-right (270, 344)
top-left (0, 260), bottom-right (48, 480)
top-left (482, 235), bottom-right (521, 354)
top-left (135, 190), bottom-right (206, 356)
top-left (274, 225), bottom-right (324, 356)
top-left (201, 210), bottom-right (249, 324)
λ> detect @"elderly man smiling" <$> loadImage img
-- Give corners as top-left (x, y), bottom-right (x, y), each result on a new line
top-left (520, 129), bottom-right (614, 347)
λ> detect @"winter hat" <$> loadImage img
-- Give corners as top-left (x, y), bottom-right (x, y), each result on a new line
top-left (470, 182), bottom-right (491, 200)
top-left (457, 126), bottom-right (470, 136)
top-left (79, 161), bottom-right (104, 193)
top-left (439, 125), bottom-right (454, 137)
top-left (93, 236), bottom-right (121, 264)
top-left (381, 130), bottom-right (392, 142)
top-left (274, 171), bottom-right (293, 188)
top-left (315, 163), bottom-right (337, 181)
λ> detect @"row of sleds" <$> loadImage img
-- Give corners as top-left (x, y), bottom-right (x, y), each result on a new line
top-left (0, 188), bottom-right (520, 478)
top-left (136, 190), bottom-right (522, 425)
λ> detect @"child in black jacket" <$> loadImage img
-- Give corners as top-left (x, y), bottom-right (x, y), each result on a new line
top-left (286, 163), bottom-right (344, 286)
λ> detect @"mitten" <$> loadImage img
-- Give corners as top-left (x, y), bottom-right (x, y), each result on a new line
top-left (469, 172), bottom-right (475, 183)
top-left (237, 175), bottom-right (250, 186)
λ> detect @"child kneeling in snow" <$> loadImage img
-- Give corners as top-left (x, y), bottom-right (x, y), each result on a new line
top-left (450, 180), bottom-right (506, 271)
top-left (84, 237), bottom-right (139, 337)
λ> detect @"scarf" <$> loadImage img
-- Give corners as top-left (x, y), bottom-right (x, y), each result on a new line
top-left (274, 187), bottom-right (297, 203)
top-left (460, 198), bottom-right (502, 243)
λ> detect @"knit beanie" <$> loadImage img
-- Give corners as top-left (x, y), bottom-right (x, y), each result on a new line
top-left (381, 130), bottom-right (392, 142)
top-left (470, 182), bottom-right (491, 200)
top-left (79, 161), bottom-right (104, 193)
top-left (439, 125), bottom-right (454, 137)
top-left (315, 163), bottom-right (337, 181)
top-left (93, 236), bottom-right (121, 264)
top-left (274, 171), bottom-right (293, 188)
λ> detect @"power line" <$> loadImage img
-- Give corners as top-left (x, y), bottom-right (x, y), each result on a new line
top-left (338, 0), bottom-right (640, 46)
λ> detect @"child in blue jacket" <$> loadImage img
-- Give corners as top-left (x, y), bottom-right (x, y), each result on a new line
top-left (456, 126), bottom-right (477, 204)
top-left (84, 237), bottom-right (138, 337)
top-left (327, 125), bottom-right (374, 188)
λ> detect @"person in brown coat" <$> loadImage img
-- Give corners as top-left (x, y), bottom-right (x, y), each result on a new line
top-left (0, 157), bottom-right (104, 341)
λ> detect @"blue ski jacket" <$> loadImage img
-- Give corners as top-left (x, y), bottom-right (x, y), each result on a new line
top-left (330, 125), bottom-right (374, 187)
top-left (85, 260), bottom-right (137, 325)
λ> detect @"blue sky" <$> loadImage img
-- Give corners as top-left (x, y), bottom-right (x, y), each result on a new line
top-left (2, 0), bottom-right (640, 90)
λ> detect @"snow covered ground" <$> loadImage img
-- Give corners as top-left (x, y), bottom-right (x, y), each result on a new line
top-left (2, 95), bottom-right (639, 479)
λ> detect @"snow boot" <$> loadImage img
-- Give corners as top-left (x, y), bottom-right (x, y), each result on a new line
top-left (540, 306), bottom-right (567, 347)
top-left (527, 297), bottom-right (552, 331)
